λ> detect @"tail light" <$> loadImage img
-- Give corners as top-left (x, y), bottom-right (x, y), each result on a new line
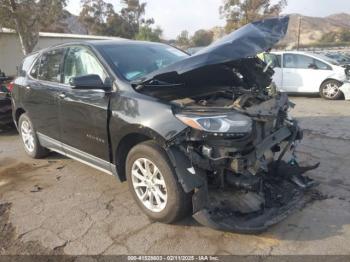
top-left (6, 81), bottom-right (14, 92)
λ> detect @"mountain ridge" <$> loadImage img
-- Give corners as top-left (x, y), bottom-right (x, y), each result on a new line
top-left (44, 11), bottom-right (350, 48)
top-left (280, 13), bottom-right (350, 47)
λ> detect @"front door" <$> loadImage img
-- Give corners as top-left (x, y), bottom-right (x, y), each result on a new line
top-left (282, 53), bottom-right (329, 93)
top-left (263, 53), bottom-right (283, 90)
top-left (281, 53), bottom-right (302, 92)
top-left (58, 46), bottom-right (112, 170)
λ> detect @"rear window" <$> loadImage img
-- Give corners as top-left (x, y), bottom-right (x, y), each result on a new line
top-left (29, 49), bottom-right (65, 82)
top-left (283, 54), bottom-right (314, 69)
top-left (19, 53), bottom-right (38, 77)
top-left (37, 49), bottom-right (65, 83)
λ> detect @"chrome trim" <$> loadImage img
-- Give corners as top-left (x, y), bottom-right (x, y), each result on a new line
top-left (37, 132), bottom-right (114, 176)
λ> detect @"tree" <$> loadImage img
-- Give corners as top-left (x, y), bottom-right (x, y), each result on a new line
top-left (120, 0), bottom-right (154, 38)
top-left (78, 0), bottom-right (157, 40)
top-left (220, 0), bottom-right (287, 33)
top-left (104, 11), bottom-right (134, 39)
top-left (79, 0), bottom-right (112, 35)
top-left (191, 29), bottom-right (214, 47)
top-left (176, 30), bottom-right (190, 48)
top-left (339, 29), bottom-right (350, 42)
top-left (135, 25), bottom-right (162, 42)
top-left (0, 0), bottom-right (67, 55)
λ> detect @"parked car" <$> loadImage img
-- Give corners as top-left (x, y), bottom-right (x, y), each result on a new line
top-left (12, 16), bottom-right (318, 233)
top-left (324, 52), bottom-right (350, 66)
top-left (263, 51), bottom-right (349, 100)
top-left (0, 75), bottom-right (14, 126)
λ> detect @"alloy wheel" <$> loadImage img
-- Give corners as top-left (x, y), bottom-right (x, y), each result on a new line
top-left (21, 120), bottom-right (35, 152)
top-left (322, 82), bottom-right (340, 99)
top-left (131, 158), bottom-right (168, 213)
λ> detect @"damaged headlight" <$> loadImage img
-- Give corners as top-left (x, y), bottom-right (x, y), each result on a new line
top-left (175, 113), bottom-right (252, 134)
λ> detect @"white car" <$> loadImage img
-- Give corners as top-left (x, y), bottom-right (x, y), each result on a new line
top-left (263, 51), bottom-right (349, 100)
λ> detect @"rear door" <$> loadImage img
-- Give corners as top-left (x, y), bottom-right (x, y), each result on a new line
top-left (58, 46), bottom-right (112, 170)
top-left (22, 49), bottom-right (65, 146)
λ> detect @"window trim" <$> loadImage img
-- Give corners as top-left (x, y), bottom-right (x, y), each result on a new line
top-left (27, 45), bottom-right (114, 90)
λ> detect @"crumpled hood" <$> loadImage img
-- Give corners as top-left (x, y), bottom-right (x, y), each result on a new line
top-left (135, 16), bottom-right (289, 86)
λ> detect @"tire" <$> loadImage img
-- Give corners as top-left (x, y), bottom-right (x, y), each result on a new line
top-left (18, 113), bottom-right (49, 159)
top-left (320, 80), bottom-right (343, 100)
top-left (126, 141), bottom-right (192, 223)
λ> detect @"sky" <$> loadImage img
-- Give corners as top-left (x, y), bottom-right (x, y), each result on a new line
top-left (66, 0), bottom-right (350, 39)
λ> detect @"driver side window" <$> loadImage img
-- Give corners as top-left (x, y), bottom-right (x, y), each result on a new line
top-left (63, 47), bottom-right (108, 85)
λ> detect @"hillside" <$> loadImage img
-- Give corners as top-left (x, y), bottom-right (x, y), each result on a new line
top-left (41, 10), bottom-right (88, 35)
top-left (41, 10), bottom-right (350, 48)
top-left (279, 13), bottom-right (350, 48)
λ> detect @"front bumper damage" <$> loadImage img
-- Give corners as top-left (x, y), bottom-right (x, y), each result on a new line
top-left (167, 94), bottom-right (319, 233)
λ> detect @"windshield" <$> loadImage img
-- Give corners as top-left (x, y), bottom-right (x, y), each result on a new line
top-left (101, 43), bottom-right (189, 81)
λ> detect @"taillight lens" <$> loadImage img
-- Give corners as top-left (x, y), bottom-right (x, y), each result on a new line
top-left (6, 82), bottom-right (14, 92)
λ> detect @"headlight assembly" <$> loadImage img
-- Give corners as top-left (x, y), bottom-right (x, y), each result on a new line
top-left (175, 112), bottom-right (252, 134)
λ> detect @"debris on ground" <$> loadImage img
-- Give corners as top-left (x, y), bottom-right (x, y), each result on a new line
top-left (30, 185), bottom-right (43, 193)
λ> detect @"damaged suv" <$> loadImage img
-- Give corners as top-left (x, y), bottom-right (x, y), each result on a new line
top-left (12, 16), bottom-right (318, 233)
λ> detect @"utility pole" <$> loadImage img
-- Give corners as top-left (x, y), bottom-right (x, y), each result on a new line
top-left (297, 16), bottom-right (302, 50)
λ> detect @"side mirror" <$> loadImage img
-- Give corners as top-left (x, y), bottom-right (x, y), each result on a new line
top-left (69, 74), bottom-right (111, 90)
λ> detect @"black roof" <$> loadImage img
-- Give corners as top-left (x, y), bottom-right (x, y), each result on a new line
top-left (44, 39), bottom-right (166, 50)
top-left (24, 39), bottom-right (169, 60)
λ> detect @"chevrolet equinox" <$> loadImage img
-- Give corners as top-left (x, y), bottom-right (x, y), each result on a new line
top-left (12, 16), bottom-right (318, 233)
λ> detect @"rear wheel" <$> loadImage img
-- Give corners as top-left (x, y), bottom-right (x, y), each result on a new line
top-left (18, 114), bottom-right (49, 159)
top-left (320, 80), bottom-right (343, 100)
top-left (126, 141), bottom-right (191, 223)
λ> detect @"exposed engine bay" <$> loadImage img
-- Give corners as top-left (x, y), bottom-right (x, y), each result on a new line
top-left (161, 58), bottom-right (319, 233)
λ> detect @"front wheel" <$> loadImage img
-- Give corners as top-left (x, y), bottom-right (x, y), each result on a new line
top-left (18, 113), bottom-right (49, 159)
top-left (320, 80), bottom-right (343, 100)
top-left (126, 141), bottom-right (192, 223)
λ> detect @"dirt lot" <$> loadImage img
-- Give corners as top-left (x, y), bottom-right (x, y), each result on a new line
top-left (0, 97), bottom-right (350, 256)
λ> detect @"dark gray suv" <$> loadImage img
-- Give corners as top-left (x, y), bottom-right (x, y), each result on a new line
top-left (12, 16), bottom-right (318, 233)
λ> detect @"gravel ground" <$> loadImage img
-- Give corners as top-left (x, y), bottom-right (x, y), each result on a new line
top-left (0, 97), bottom-right (349, 256)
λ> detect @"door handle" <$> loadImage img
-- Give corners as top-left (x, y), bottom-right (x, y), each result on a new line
top-left (58, 93), bottom-right (66, 99)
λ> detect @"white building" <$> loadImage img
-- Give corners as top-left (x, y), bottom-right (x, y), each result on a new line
top-left (0, 29), bottom-right (124, 76)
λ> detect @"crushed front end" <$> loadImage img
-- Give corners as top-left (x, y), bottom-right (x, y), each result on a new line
top-left (164, 61), bottom-right (319, 233)
top-left (168, 92), bottom-right (318, 233)
top-left (134, 17), bottom-right (319, 233)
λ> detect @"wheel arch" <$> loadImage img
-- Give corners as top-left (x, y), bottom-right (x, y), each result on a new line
top-left (114, 127), bottom-right (168, 182)
top-left (15, 108), bottom-right (26, 125)
top-left (320, 78), bottom-right (343, 90)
